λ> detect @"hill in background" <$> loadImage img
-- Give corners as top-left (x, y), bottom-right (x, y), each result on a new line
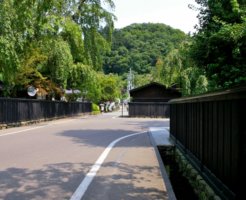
top-left (103, 23), bottom-right (188, 76)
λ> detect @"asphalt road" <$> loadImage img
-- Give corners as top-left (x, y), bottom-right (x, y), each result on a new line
top-left (0, 110), bottom-right (169, 200)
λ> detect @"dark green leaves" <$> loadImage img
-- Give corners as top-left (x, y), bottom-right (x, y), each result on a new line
top-left (103, 23), bottom-right (187, 75)
top-left (191, 0), bottom-right (246, 89)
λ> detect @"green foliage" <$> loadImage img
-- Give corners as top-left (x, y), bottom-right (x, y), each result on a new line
top-left (181, 67), bottom-right (208, 96)
top-left (102, 23), bottom-right (192, 97)
top-left (67, 63), bottom-right (102, 103)
top-left (0, 0), bottom-right (22, 90)
top-left (41, 38), bottom-right (73, 89)
top-left (92, 103), bottom-right (100, 112)
top-left (8, 45), bottom-right (64, 98)
top-left (191, 0), bottom-right (246, 89)
top-left (61, 19), bottom-right (85, 63)
top-left (67, 65), bottom-right (122, 103)
top-left (0, 0), bottom-right (115, 100)
top-left (148, 40), bottom-right (209, 96)
top-left (15, 49), bottom-right (47, 87)
top-left (195, 75), bottom-right (208, 94)
top-left (103, 23), bottom-right (187, 75)
top-left (98, 73), bottom-right (122, 101)
top-left (85, 71), bottom-right (102, 103)
top-left (158, 49), bottom-right (182, 87)
top-left (68, 63), bottom-right (92, 89)
top-left (73, 0), bottom-right (115, 71)
top-left (152, 58), bottom-right (163, 83)
top-left (133, 73), bottom-right (153, 88)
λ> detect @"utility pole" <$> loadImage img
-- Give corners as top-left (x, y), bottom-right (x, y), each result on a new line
top-left (127, 68), bottom-right (134, 98)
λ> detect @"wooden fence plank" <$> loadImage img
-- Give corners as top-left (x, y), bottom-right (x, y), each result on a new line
top-left (169, 86), bottom-right (246, 199)
top-left (0, 98), bottom-right (92, 126)
top-left (128, 102), bottom-right (170, 118)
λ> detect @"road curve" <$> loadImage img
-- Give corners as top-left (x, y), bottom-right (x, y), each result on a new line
top-left (0, 111), bottom-right (169, 200)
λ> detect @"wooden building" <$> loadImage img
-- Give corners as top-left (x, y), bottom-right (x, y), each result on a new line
top-left (128, 82), bottom-right (181, 118)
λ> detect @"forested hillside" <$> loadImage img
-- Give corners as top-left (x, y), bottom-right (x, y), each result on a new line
top-left (0, 0), bottom-right (245, 102)
top-left (103, 23), bottom-right (188, 75)
top-left (103, 0), bottom-right (246, 95)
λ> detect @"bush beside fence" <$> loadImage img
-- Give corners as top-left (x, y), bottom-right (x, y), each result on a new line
top-left (0, 98), bottom-right (92, 126)
top-left (169, 86), bottom-right (246, 199)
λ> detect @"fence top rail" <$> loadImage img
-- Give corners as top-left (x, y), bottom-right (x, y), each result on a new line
top-left (169, 85), bottom-right (246, 104)
top-left (128, 102), bottom-right (170, 105)
top-left (0, 97), bottom-right (91, 104)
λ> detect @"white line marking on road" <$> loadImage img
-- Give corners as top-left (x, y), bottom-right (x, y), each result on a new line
top-left (70, 131), bottom-right (146, 200)
top-left (0, 126), bottom-right (46, 137)
top-left (0, 118), bottom-right (79, 137)
top-left (50, 119), bottom-right (74, 125)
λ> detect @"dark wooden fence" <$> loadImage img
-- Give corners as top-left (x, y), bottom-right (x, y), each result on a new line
top-left (169, 86), bottom-right (246, 199)
top-left (0, 98), bottom-right (92, 125)
top-left (128, 102), bottom-right (170, 118)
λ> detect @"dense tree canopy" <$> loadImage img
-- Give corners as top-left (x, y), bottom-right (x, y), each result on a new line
top-left (1, 0), bottom-right (245, 101)
top-left (102, 22), bottom-right (210, 95)
top-left (103, 23), bottom-right (188, 75)
top-left (0, 0), bottom-right (119, 101)
top-left (190, 0), bottom-right (246, 89)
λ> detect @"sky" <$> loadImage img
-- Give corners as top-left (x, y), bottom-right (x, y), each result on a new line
top-left (111, 0), bottom-right (199, 34)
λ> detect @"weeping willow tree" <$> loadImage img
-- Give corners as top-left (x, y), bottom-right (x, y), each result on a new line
top-left (152, 48), bottom-right (183, 88)
top-left (69, 0), bottom-right (116, 70)
top-left (153, 41), bottom-right (209, 96)
top-left (0, 0), bottom-right (116, 98)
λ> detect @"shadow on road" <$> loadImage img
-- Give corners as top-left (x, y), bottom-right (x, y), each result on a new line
top-left (59, 129), bottom-right (142, 147)
top-left (0, 117), bottom-right (169, 199)
top-left (58, 118), bottom-right (169, 148)
top-left (84, 162), bottom-right (168, 200)
top-left (0, 162), bottom-right (167, 200)
top-left (0, 162), bottom-right (88, 200)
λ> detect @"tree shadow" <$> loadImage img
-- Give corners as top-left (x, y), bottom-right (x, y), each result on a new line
top-left (84, 161), bottom-right (168, 200)
top-left (58, 118), bottom-right (169, 148)
top-left (58, 129), bottom-right (149, 148)
top-left (0, 161), bottom-right (167, 200)
top-left (56, 128), bottom-right (169, 199)
top-left (0, 162), bottom-right (91, 200)
top-left (0, 118), bottom-right (170, 199)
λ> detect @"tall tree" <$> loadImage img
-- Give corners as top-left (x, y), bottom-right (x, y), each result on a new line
top-left (190, 0), bottom-right (246, 88)
top-left (72, 0), bottom-right (115, 70)
top-left (0, 0), bottom-right (115, 98)
top-left (98, 73), bottom-right (121, 101)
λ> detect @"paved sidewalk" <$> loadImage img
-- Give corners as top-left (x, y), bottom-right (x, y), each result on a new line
top-left (148, 127), bottom-right (176, 200)
top-left (149, 127), bottom-right (173, 147)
